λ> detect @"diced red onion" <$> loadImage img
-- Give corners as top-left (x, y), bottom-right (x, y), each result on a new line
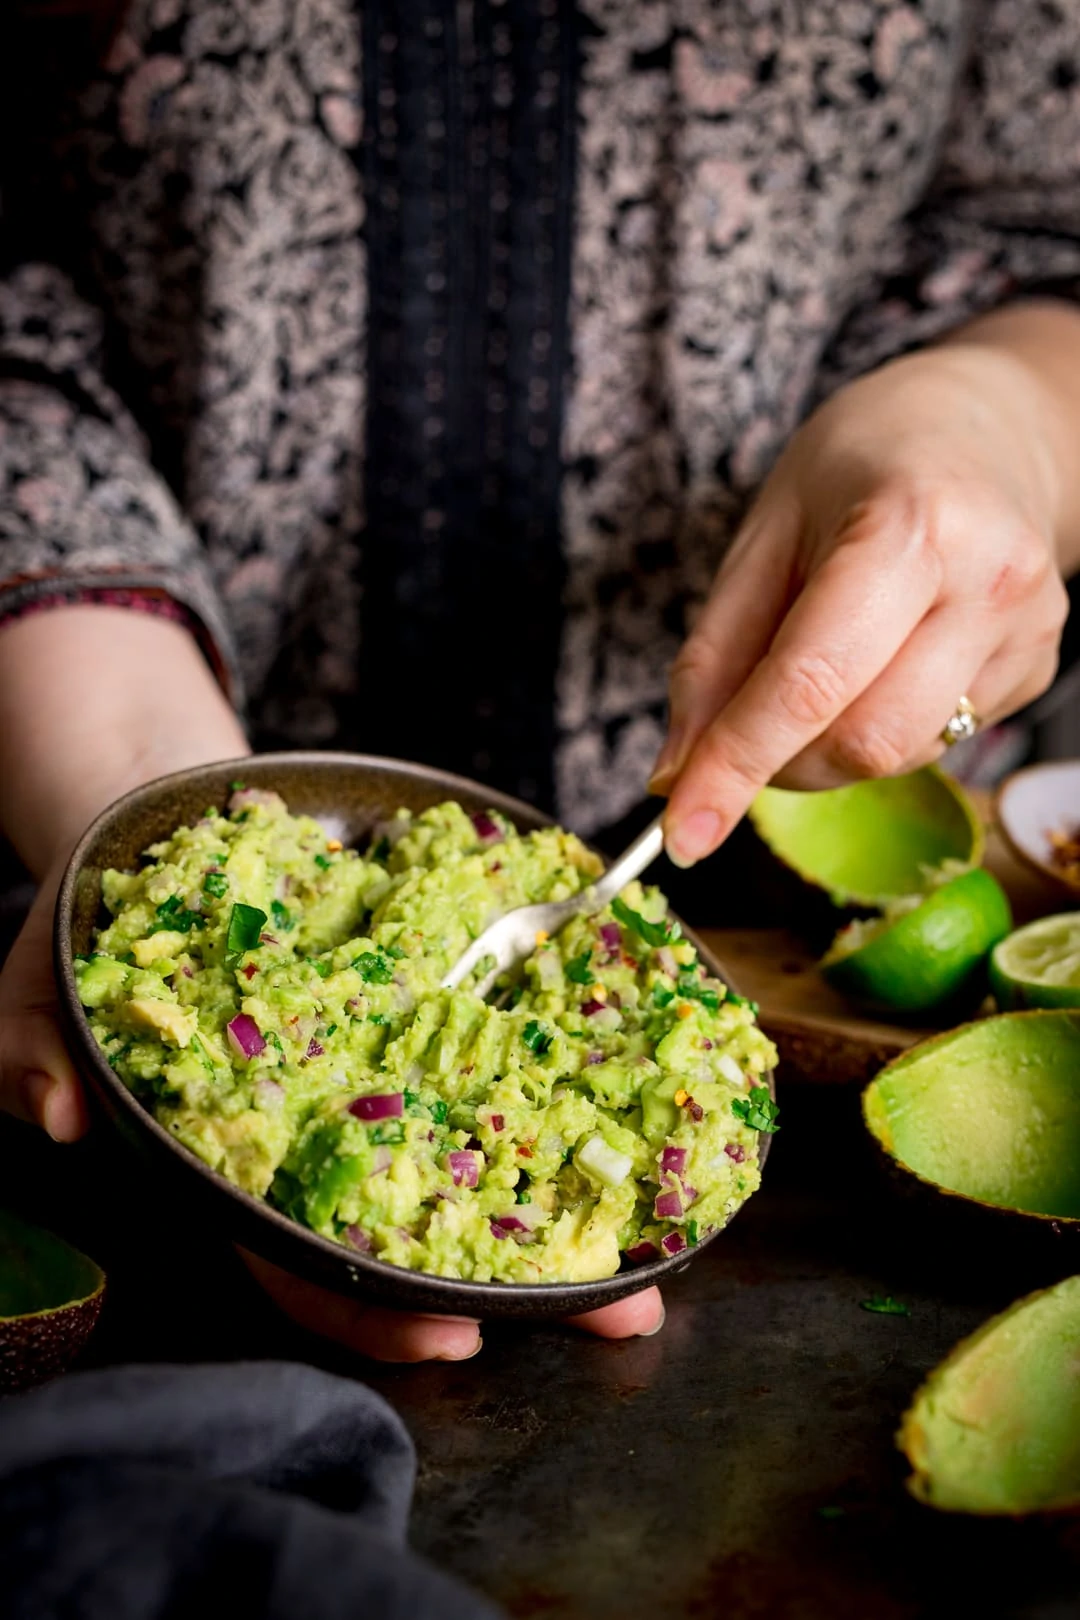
top-left (345, 1225), bottom-right (372, 1252)
top-left (490, 1114), bottom-right (504, 1132)
top-left (581, 998), bottom-right (606, 1017)
top-left (625, 1241), bottom-right (659, 1266)
top-left (181, 965), bottom-right (194, 979)
top-left (660, 1145), bottom-right (687, 1178)
top-left (305, 1038), bottom-right (324, 1060)
top-left (682, 1184), bottom-right (699, 1204)
top-left (227, 1013), bottom-right (266, 1060)
top-left (228, 787), bottom-right (285, 814)
top-left (349, 1091), bottom-right (404, 1122)
top-left (490, 1220), bottom-right (510, 1240)
top-left (259, 933), bottom-right (280, 947)
top-left (448, 1150), bottom-right (481, 1188)
top-left (254, 1078), bottom-right (285, 1111)
top-left (493, 1214), bottom-right (530, 1233)
top-left (661, 1231), bottom-right (687, 1257)
top-left (702, 1039), bottom-right (713, 1051)
top-left (725, 1143), bottom-right (746, 1164)
top-left (656, 946), bottom-right (679, 978)
top-left (372, 1146), bottom-right (393, 1174)
top-left (586, 1051), bottom-right (604, 1066)
top-left (537, 950), bottom-right (562, 989)
top-left (471, 811), bottom-right (502, 843)
top-left (599, 922), bottom-right (621, 955)
top-left (654, 1189), bottom-right (683, 1220)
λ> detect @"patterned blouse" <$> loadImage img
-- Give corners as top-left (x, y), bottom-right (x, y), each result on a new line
top-left (3, 0), bottom-right (1080, 836)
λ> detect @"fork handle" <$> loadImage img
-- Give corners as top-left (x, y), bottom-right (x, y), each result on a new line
top-left (593, 814), bottom-right (666, 905)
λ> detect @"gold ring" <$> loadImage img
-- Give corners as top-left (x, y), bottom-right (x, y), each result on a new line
top-left (941, 695), bottom-right (979, 747)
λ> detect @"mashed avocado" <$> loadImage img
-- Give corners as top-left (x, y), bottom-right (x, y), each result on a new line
top-left (75, 790), bottom-right (776, 1284)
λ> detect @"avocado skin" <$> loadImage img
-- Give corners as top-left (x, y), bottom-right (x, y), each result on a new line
top-left (0, 1286), bottom-right (105, 1393)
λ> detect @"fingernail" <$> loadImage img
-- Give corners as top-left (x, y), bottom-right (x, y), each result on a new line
top-left (21, 1071), bottom-right (59, 1137)
top-left (639, 1306), bottom-right (666, 1338)
top-left (667, 809), bottom-right (722, 869)
top-left (648, 730), bottom-right (684, 795)
top-left (439, 1336), bottom-right (483, 1362)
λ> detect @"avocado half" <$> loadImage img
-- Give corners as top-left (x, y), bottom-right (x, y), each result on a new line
top-left (900, 1275), bottom-right (1080, 1515)
top-left (862, 1012), bottom-right (1080, 1231)
top-left (0, 1208), bottom-right (105, 1391)
top-left (748, 767), bottom-right (982, 909)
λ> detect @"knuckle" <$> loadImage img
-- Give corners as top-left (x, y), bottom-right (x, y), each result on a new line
top-left (986, 531), bottom-right (1050, 609)
top-left (829, 722), bottom-right (909, 781)
top-left (669, 636), bottom-right (716, 691)
top-left (772, 650), bottom-right (849, 728)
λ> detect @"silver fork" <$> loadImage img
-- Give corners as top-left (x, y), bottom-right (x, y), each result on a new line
top-left (441, 814), bottom-right (666, 999)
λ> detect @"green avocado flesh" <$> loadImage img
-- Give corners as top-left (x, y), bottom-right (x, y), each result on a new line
top-left (749, 768), bottom-right (980, 907)
top-left (901, 1276), bottom-right (1080, 1514)
top-left (76, 792), bottom-right (776, 1285)
top-left (0, 1208), bottom-right (103, 1320)
top-left (864, 1013), bottom-right (1080, 1218)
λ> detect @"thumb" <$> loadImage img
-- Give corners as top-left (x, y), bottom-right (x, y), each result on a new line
top-left (0, 870), bottom-right (88, 1142)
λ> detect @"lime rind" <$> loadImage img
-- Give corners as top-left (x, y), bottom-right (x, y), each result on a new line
top-left (991, 915), bottom-right (1080, 1010)
top-left (821, 868), bottom-right (1012, 1013)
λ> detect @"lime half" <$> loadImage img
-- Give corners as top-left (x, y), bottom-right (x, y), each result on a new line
top-left (822, 868), bottom-right (1012, 1014)
top-left (990, 915), bottom-right (1080, 1010)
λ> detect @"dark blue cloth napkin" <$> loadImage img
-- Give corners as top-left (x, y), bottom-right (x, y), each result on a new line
top-left (0, 1360), bottom-right (502, 1619)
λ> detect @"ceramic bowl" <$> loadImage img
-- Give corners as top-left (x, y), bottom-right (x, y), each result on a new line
top-left (54, 753), bottom-right (774, 1318)
top-left (995, 761), bottom-right (1080, 904)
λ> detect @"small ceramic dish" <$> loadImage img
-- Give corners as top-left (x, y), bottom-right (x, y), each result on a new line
top-left (995, 761), bottom-right (1080, 904)
top-left (54, 753), bottom-right (774, 1319)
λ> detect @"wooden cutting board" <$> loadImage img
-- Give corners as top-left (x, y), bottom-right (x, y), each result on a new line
top-left (697, 795), bottom-right (1068, 1087)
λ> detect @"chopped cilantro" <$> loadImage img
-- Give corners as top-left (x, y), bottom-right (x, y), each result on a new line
top-left (203, 806), bottom-right (218, 820)
top-left (404, 1088), bottom-right (419, 1108)
top-left (687, 1219), bottom-right (700, 1246)
top-left (386, 944), bottom-right (407, 960)
top-left (353, 950), bottom-right (394, 984)
top-left (731, 1087), bottom-right (780, 1133)
top-left (150, 894), bottom-right (206, 934)
top-left (371, 836), bottom-right (391, 862)
top-left (368, 1012), bottom-right (388, 1026)
top-left (676, 971), bottom-right (720, 1012)
top-left (229, 780), bottom-right (246, 791)
top-left (371, 1121), bottom-right (406, 1146)
top-left (430, 1099), bottom-right (448, 1124)
top-left (308, 958), bottom-right (332, 980)
top-left (565, 949), bottom-right (593, 984)
top-left (516, 1189), bottom-right (532, 1204)
top-left (860, 1295), bottom-right (911, 1317)
top-left (267, 1031), bottom-right (284, 1056)
top-left (522, 1019), bottom-right (552, 1056)
top-left (314, 853), bottom-right (331, 871)
top-left (610, 896), bottom-right (682, 949)
top-left (226, 903), bottom-right (267, 956)
top-left (203, 872), bottom-right (228, 899)
top-left (652, 984), bottom-right (675, 1008)
top-left (270, 899), bottom-right (294, 931)
top-left (727, 991), bottom-right (760, 1015)
top-left (325, 1023), bottom-right (338, 1037)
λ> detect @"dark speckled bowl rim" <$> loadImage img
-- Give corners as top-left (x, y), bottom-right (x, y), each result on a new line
top-left (54, 752), bottom-right (774, 1318)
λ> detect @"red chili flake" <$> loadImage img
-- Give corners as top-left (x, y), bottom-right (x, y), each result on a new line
top-left (242, 963), bottom-right (258, 980)
top-left (490, 861), bottom-right (503, 873)
top-left (518, 1143), bottom-right (534, 1158)
top-left (621, 954), bottom-right (639, 970)
top-left (490, 1114), bottom-right (505, 1132)
top-left (686, 1098), bottom-right (704, 1123)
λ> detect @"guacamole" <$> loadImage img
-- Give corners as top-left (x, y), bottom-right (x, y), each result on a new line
top-left (75, 790), bottom-right (777, 1284)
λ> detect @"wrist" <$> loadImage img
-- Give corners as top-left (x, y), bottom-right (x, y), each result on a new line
top-left (0, 605), bottom-right (249, 878)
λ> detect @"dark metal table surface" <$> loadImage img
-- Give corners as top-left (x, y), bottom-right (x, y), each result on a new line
top-left (4, 1083), bottom-right (1080, 1620)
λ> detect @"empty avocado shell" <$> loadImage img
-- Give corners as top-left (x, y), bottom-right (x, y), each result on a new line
top-left (0, 1208), bottom-right (105, 1392)
top-left (862, 1011), bottom-right (1080, 1234)
top-left (749, 766), bottom-right (982, 910)
top-left (900, 1275), bottom-right (1080, 1515)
